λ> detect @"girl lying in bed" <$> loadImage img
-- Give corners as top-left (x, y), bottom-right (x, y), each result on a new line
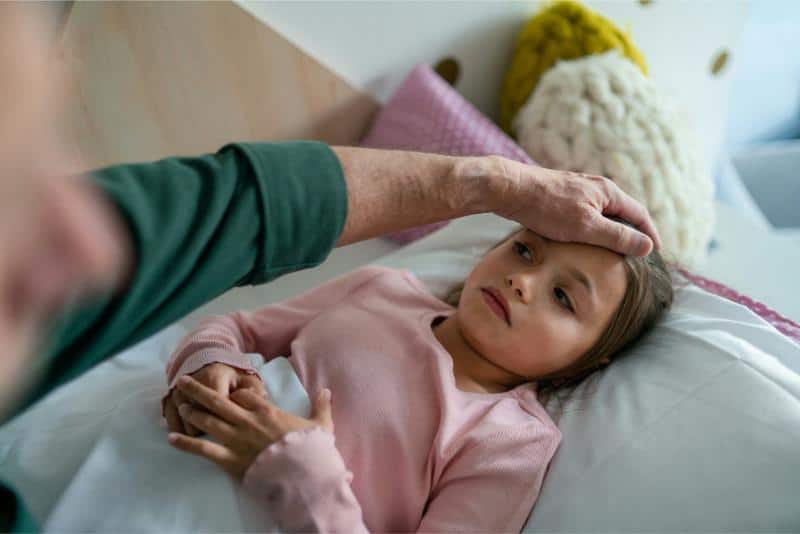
top-left (162, 225), bottom-right (673, 533)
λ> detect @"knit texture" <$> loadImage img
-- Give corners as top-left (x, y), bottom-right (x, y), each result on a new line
top-left (500, 0), bottom-right (648, 134)
top-left (514, 50), bottom-right (714, 267)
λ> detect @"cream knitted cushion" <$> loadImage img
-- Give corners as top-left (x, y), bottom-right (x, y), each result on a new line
top-left (514, 50), bottom-right (714, 268)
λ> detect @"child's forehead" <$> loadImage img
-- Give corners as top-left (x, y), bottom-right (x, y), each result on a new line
top-left (513, 228), bottom-right (625, 258)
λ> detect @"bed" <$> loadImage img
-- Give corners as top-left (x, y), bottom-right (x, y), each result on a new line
top-left (2, 1), bottom-right (798, 532)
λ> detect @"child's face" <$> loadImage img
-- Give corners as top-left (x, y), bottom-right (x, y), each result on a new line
top-left (456, 229), bottom-right (628, 382)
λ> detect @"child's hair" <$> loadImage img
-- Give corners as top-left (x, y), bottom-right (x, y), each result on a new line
top-left (443, 226), bottom-right (674, 417)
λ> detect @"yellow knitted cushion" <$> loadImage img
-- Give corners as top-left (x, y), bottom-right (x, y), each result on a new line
top-left (500, 0), bottom-right (648, 135)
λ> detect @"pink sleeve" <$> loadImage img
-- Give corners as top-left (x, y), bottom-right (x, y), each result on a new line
top-left (242, 424), bottom-right (560, 534)
top-left (242, 427), bottom-right (369, 534)
top-left (164, 266), bottom-right (390, 386)
top-left (419, 424), bottom-right (562, 533)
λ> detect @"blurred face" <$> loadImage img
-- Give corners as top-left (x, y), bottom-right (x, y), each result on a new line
top-left (0, 5), bottom-right (130, 414)
top-left (456, 229), bottom-right (627, 383)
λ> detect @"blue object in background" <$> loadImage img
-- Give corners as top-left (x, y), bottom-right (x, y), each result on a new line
top-left (724, 0), bottom-right (800, 149)
top-left (732, 139), bottom-right (800, 228)
top-left (715, 153), bottom-right (772, 228)
top-left (715, 0), bottom-right (799, 228)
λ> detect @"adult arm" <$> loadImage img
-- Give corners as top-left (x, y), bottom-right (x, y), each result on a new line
top-left (17, 141), bottom-right (347, 414)
top-left (19, 143), bottom-right (659, 414)
top-left (332, 146), bottom-right (661, 255)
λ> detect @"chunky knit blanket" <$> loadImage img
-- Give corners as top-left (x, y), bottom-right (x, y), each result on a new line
top-left (514, 50), bottom-right (714, 268)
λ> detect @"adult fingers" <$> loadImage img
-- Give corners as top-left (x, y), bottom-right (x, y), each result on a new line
top-left (176, 376), bottom-right (249, 426)
top-left (601, 181), bottom-right (662, 253)
top-left (178, 403), bottom-right (238, 443)
top-left (167, 433), bottom-right (241, 477)
top-left (588, 212), bottom-right (653, 257)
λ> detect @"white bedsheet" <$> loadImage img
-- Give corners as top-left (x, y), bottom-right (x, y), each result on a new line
top-left (0, 324), bottom-right (310, 532)
top-left (2, 205), bottom-right (797, 532)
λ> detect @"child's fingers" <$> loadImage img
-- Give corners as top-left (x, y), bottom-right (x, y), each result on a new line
top-left (178, 403), bottom-right (238, 444)
top-left (184, 420), bottom-right (203, 437)
top-left (176, 376), bottom-right (248, 426)
top-left (238, 374), bottom-right (269, 399)
top-left (172, 388), bottom-right (202, 436)
top-left (164, 399), bottom-right (184, 434)
top-left (167, 432), bottom-right (238, 473)
top-left (172, 388), bottom-right (188, 408)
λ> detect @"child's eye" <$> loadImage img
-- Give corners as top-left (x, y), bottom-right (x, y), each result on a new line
top-left (513, 241), bottom-right (533, 262)
top-left (554, 288), bottom-right (574, 313)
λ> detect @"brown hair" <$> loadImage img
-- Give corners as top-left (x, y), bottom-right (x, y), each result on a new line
top-left (443, 226), bottom-right (674, 418)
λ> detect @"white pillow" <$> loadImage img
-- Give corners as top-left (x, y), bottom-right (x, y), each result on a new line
top-left (375, 213), bottom-right (800, 532)
top-left (5, 212), bottom-right (797, 532)
top-left (0, 324), bottom-right (304, 532)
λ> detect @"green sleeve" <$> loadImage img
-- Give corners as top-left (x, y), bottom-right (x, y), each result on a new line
top-left (12, 140), bottom-right (347, 416)
top-left (1, 484), bottom-right (37, 533)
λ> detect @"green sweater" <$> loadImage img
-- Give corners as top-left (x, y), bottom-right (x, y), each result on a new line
top-left (0, 141), bottom-right (348, 532)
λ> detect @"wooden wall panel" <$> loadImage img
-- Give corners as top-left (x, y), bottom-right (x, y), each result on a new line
top-left (60, 1), bottom-right (379, 170)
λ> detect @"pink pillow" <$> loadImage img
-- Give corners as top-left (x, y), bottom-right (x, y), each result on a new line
top-left (360, 63), bottom-right (534, 244)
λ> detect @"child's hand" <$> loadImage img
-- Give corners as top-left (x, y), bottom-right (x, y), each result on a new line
top-left (167, 375), bottom-right (334, 480)
top-left (164, 363), bottom-right (267, 437)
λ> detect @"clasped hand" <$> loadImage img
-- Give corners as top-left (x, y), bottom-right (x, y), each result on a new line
top-left (164, 366), bottom-right (333, 479)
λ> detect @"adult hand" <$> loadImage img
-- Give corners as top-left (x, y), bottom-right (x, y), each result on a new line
top-left (163, 363), bottom-right (266, 437)
top-left (0, 4), bottom-right (132, 416)
top-left (167, 375), bottom-right (334, 480)
top-left (478, 156), bottom-right (662, 257)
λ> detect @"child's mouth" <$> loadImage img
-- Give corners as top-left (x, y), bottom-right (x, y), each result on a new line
top-left (480, 287), bottom-right (511, 326)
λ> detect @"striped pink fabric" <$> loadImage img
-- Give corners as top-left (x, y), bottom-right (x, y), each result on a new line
top-left (680, 268), bottom-right (800, 344)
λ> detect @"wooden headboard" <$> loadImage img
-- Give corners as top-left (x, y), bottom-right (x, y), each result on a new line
top-left (60, 1), bottom-right (380, 170)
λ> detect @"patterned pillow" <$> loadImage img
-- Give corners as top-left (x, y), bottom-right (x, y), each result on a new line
top-left (360, 63), bottom-right (534, 244)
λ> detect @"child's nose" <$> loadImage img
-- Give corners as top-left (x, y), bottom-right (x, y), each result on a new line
top-left (505, 275), bottom-right (530, 302)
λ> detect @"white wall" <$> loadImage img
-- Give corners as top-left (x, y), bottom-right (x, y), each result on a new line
top-left (237, 0), bottom-right (748, 169)
top-left (724, 0), bottom-right (800, 149)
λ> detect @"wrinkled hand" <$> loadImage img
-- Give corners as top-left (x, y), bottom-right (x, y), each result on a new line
top-left (167, 375), bottom-right (334, 480)
top-left (479, 156), bottom-right (662, 256)
top-left (163, 363), bottom-right (266, 436)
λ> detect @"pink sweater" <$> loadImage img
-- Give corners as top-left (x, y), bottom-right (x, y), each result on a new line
top-left (165, 266), bottom-right (561, 533)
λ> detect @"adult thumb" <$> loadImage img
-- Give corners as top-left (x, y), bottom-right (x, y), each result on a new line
top-left (313, 389), bottom-right (334, 432)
